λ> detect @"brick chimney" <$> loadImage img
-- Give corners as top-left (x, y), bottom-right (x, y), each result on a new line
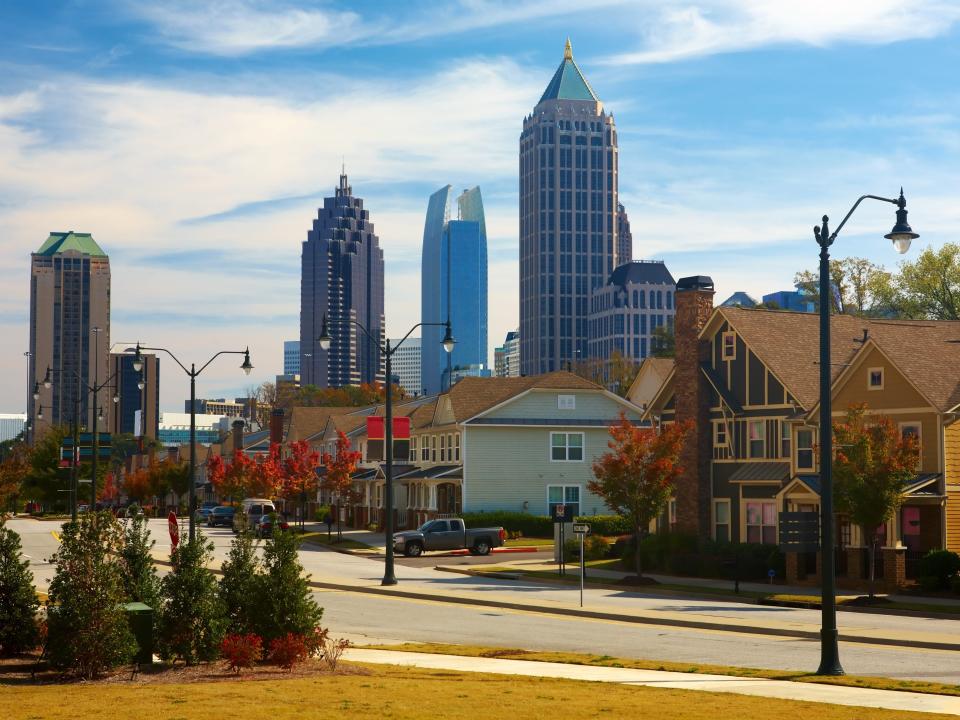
top-left (231, 419), bottom-right (245, 453)
top-left (673, 275), bottom-right (715, 538)
top-left (270, 408), bottom-right (285, 446)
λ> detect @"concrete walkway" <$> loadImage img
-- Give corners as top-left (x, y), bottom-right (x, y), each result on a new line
top-left (344, 647), bottom-right (960, 716)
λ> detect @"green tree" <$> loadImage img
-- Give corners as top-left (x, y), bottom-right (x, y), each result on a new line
top-left (794, 257), bottom-right (895, 316)
top-left (119, 514), bottom-right (161, 612)
top-left (0, 519), bottom-right (40, 655)
top-left (894, 242), bottom-right (960, 320)
top-left (47, 512), bottom-right (136, 677)
top-left (157, 536), bottom-right (226, 664)
top-left (651, 326), bottom-right (675, 359)
top-left (22, 427), bottom-right (67, 509)
top-left (833, 405), bottom-right (920, 596)
top-left (254, 526), bottom-right (323, 644)
top-left (219, 532), bottom-right (262, 636)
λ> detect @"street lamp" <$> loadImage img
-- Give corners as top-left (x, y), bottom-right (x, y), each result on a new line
top-left (133, 341), bottom-right (253, 541)
top-left (813, 188), bottom-right (917, 676)
top-left (317, 313), bottom-right (454, 585)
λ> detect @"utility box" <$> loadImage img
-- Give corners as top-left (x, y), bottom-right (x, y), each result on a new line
top-left (123, 602), bottom-right (154, 665)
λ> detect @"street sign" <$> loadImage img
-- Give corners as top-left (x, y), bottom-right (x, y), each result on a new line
top-left (572, 523), bottom-right (590, 534)
top-left (168, 511), bottom-right (180, 550)
top-left (552, 504), bottom-right (574, 523)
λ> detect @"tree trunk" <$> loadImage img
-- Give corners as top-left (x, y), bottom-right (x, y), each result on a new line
top-left (634, 526), bottom-right (643, 579)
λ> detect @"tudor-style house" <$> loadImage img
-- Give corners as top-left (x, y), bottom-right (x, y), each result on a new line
top-left (643, 275), bottom-right (960, 588)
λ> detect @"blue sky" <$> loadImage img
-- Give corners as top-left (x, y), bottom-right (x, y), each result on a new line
top-left (2, 1), bottom-right (959, 412)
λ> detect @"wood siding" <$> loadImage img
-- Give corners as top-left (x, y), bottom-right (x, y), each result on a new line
top-left (946, 422), bottom-right (960, 552)
top-left (480, 390), bottom-right (638, 422)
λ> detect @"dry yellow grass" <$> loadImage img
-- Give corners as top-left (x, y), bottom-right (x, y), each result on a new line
top-left (0, 664), bottom-right (950, 720)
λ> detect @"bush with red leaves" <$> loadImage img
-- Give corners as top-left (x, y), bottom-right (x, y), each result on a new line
top-left (269, 632), bottom-right (308, 670)
top-left (220, 633), bottom-right (262, 674)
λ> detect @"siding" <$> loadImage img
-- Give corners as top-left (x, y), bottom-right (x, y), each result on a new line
top-left (946, 422), bottom-right (960, 552)
top-left (483, 390), bottom-right (640, 422)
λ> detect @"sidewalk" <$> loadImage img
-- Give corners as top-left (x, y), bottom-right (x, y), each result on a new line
top-left (344, 647), bottom-right (960, 716)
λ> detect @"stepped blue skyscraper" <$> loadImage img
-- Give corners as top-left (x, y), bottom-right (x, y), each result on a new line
top-left (421, 185), bottom-right (488, 395)
top-left (520, 39), bottom-right (620, 375)
top-left (300, 171), bottom-right (385, 388)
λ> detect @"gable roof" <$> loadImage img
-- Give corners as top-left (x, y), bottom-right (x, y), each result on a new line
top-left (538, 39), bottom-right (599, 104)
top-left (285, 406), bottom-right (359, 442)
top-left (448, 372), bottom-right (602, 424)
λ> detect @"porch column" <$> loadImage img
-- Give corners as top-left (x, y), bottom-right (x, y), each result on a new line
top-left (883, 547), bottom-right (906, 590)
top-left (429, 483), bottom-right (437, 511)
top-left (785, 552), bottom-right (801, 585)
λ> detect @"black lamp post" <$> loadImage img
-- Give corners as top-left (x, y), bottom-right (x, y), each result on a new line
top-left (318, 314), bottom-right (454, 586)
top-left (813, 188), bottom-right (917, 676)
top-left (133, 342), bottom-right (253, 542)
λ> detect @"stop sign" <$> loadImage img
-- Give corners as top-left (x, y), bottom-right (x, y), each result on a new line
top-left (168, 511), bottom-right (179, 550)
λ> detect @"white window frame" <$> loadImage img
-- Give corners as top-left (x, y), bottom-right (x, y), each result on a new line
top-left (550, 432), bottom-right (585, 462)
top-left (780, 421), bottom-right (791, 459)
top-left (558, 394), bottom-right (576, 410)
top-left (867, 367), bottom-right (884, 390)
top-left (547, 484), bottom-right (581, 517)
top-left (721, 331), bottom-right (737, 360)
top-left (743, 500), bottom-right (777, 545)
top-left (795, 427), bottom-right (816, 471)
top-left (713, 499), bottom-right (731, 542)
top-left (454, 433), bottom-right (461, 462)
top-left (440, 434), bottom-right (446, 462)
top-left (713, 421), bottom-right (727, 448)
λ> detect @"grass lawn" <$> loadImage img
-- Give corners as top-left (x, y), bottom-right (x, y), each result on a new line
top-left (505, 537), bottom-right (554, 547)
top-left (358, 643), bottom-right (960, 699)
top-left (298, 532), bottom-right (376, 551)
top-left (0, 662), bottom-right (949, 720)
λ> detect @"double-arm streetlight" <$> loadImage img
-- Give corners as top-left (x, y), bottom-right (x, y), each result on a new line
top-left (813, 189), bottom-right (917, 676)
top-left (132, 342), bottom-right (253, 542)
top-left (317, 314), bottom-right (454, 586)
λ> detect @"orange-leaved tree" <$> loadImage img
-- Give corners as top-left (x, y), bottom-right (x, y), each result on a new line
top-left (247, 443), bottom-right (284, 500)
top-left (833, 404), bottom-right (920, 596)
top-left (208, 450), bottom-right (253, 502)
top-left (590, 413), bottom-right (690, 579)
top-left (321, 431), bottom-right (361, 538)
top-left (283, 440), bottom-right (320, 529)
top-left (123, 466), bottom-right (154, 505)
top-left (0, 444), bottom-right (29, 510)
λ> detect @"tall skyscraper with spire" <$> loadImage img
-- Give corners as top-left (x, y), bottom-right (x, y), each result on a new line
top-left (519, 39), bottom-right (619, 375)
top-left (300, 170), bottom-right (385, 388)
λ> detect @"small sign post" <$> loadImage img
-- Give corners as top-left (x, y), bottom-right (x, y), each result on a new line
top-left (572, 523), bottom-right (590, 607)
top-left (553, 504), bottom-right (573, 575)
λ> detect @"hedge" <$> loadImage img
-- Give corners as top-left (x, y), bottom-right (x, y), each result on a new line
top-left (574, 515), bottom-right (633, 536)
top-left (461, 512), bottom-right (552, 538)
top-left (620, 532), bottom-right (785, 581)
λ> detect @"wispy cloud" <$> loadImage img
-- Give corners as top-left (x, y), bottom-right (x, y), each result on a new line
top-left (600, 0), bottom-right (960, 65)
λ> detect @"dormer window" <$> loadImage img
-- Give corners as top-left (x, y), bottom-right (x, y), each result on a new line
top-left (868, 367), bottom-right (884, 390)
top-left (558, 395), bottom-right (575, 410)
top-left (722, 331), bottom-right (736, 360)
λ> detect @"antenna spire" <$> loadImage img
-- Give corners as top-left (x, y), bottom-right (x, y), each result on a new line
top-left (564, 37), bottom-right (573, 60)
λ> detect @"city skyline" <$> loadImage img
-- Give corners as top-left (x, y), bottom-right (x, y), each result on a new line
top-left (1, 3), bottom-right (959, 411)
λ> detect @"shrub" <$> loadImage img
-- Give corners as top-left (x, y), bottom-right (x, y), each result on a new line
top-left (119, 514), bottom-right (161, 611)
top-left (254, 527), bottom-right (323, 646)
top-left (574, 515), bottom-right (632, 537)
top-left (461, 511), bottom-right (552, 538)
top-left (0, 519), bottom-right (40, 655)
top-left (319, 635), bottom-right (351, 671)
top-left (269, 632), bottom-right (308, 670)
top-left (562, 535), bottom-right (609, 562)
top-left (952, 575), bottom-right (960, 595)
top-left (157, 535), bottom-right (227, 664)
top-left (917, 550), bottom-right (960, 592)
top-left (220, 633), bottom-right (262, 674)
top-left (219, 532), bottom-right (261, 636)
top-left (46, 512), bottom-right (136, 678)
top-left (620, 532), bottom-right (785, 581)
top-left (313, 505), bottom-right (332, 523)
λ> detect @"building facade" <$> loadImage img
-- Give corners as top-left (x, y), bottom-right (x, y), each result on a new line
top-left (616, 203), bottom-right (632, 264)
top-left (494, 329), bottom-right (520, 377)
top-left (158, 412), bottom-right (229, 446)
top-left (109, 347), bottom-right (159, 440)
top-left (421, 185), bottom-right (488, 395)
top-left (28, 231), bottom-right (111, 438)
top-left (0, 414), bottom-right (26, 443)
top-left (284, 340), bottom-right (300, 375)
top-left (587, 261), bottom-right (676, 364)
top-left (762, 288), bottom-right (815, 313)
top-left (520, 39), bottom-right (619, 376)
top-left (185, 398), bottom-right (246, 417)
top-left (300, 171), bottom-right (385, 388)
top-left (390, 337), bottom-right (422, 396)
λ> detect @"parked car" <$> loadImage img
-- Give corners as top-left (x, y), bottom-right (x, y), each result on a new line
top-left (393, 518), bottom-right (506, 557)
top-left (233, 498), bottom-right (277, 533)
top-left (254, 514), bottom-right (289, 538)
top-left (206, 506), bottom-right (236, 527)
top-left (196, 502), bottom-right (219, 522)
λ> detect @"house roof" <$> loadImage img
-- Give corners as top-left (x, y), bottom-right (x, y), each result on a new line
top-left (718, 307), bottom-right (960, 411)
top-left (538, 39), bottom-right (599, 104)
top-left (35, 231), bottom-right (107, 257)
top-left (285, 407), bottom-right (359, 442)
top-left (448, 371), bottom-right (601, 424)
top-left (608, 261), bottom-right (675, 288)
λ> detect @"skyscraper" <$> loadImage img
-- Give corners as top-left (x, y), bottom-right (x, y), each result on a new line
top-left (300, 171), bottom-right (385, 388)
top-left (283, 340), bottom-right (300, 375)
top-left (28, 231), bottom-right (111, 437)
top-left (617, 203), bottom-right (632, 264)
top-left (389, 337), bottom-right (421, 396)
top-left (109, 346), bottom-right (159, 440)
top-left (519, 39), bottom-right (619, 375)
top-left (421, 185), bottom-right (488, 395)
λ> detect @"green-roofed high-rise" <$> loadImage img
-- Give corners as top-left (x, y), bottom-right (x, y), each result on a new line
top-left (519, 39), bottom-right (620, 375)
top-left (29, 231), bottom-right (111, 438)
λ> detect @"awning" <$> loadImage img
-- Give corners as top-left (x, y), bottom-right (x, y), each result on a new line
top-left (729, 462), bottom-right (790, 484)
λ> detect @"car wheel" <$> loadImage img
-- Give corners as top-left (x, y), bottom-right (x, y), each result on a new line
top-left (474, 540), bottom-right (491, 556)
top-left (404, 542), bottom-right (423, 557)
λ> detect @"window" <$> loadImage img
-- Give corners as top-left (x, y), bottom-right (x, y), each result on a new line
top-left (454, 433), bottom-right (461, 462)
top-left (440, 434), bottom-right (446, 462)
top-left (899, 422), bottom-right (922, 469)
top-left (714, 500), bottom-right (730, 543)
top-left (722, 331), bottom-right (736, 360)
top-left (748, 420), bottom-right (765, 458)
top-left (796, 428), bottom-right (815, 470)
top-left (868, 367), bottom-right (884, 390)
top-left (548, 485), bottom-right (580, 517)
top-left (410, 436), bottom-right (417, 462)
top-left (714, 422), bottom-right (727, 448)
top-left (420, 436), bottom-right (430, 462)
top-left (745, 501), bottom-right (777, 544)
top-left (558, 394), bottom-right (576, 410)
top-left (551, 432), bottom-right (584, 461)
top-left (668, 499), bottom-right (677, 529)
top-left (780, 421), bottom-right (791, 459)
top-left (431, 435), bottom-right (437, 462)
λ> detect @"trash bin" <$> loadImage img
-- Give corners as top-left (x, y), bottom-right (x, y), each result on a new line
top-left (123, 602), bottom-right (154, 665)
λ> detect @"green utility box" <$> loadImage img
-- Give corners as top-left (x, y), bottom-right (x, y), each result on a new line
top-left (123, 602), bottom-right (154, 665)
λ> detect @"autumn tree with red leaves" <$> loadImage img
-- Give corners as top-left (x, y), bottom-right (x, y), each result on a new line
top-left (247, 443), bottom-right (284, 500)
top-left (123, 466), bottom-right (154, 505)
top-left (208, 451), bottom-right (253, 502)
top-left (590, 413), bottom-right (690, 579)
top-left (832, 404), bottom-right (920, 596)
top-left (321, 431), bottom-right (361, 538)
top-left (282, 440), bottom-right (320, 529)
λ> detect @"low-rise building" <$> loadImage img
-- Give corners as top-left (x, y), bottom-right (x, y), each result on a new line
top-left (494, 329), bottom-right (520, 377)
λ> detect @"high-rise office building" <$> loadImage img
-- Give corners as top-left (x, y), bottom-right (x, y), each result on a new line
top-left (389, 337), bottom-right (422, 396)
top-left (421, 185), bottom-right (488, 395)
top-left (494, 329), bottom-right (520, 377)
top-left (28, 231), bottom-right (111, 437)
top-left (109, 346), bottom-right (159, 440)
top-left (300, 171), bottom-right (385, 388)
top-left (283, 340), bottom-right (300, 375)
top-left (617, 203), bottom-right (632, 264)
top-left (519, 39), bottom-right (619, 375)
top-left (0, 414), bottom-right (27, 443)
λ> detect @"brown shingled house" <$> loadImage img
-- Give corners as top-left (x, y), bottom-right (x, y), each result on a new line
top-left (643, 277), bottom-right (960, 588)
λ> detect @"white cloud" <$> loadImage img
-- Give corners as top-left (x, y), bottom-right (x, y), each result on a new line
top-left (602, 0), bottom-right (960, 65)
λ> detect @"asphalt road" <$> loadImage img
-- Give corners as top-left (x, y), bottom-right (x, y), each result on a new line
top-left (13, 517), bottom-right (960, 683)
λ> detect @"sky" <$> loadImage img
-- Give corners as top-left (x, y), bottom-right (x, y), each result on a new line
top-left (2, 0), bottom-right (959, 413)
